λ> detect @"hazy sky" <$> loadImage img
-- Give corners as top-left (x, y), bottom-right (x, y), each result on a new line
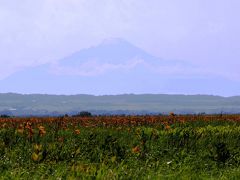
top-left (0, 0), bottom-right (240, 82)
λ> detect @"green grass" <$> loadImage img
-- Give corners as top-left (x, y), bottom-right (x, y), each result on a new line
top-left (0, 117), bottom-right (240, 179)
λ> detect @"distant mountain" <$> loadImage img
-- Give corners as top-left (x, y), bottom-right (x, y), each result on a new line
top-left (0, 93), bottom-right (240, 116)
top-left (0, 38), bottom-right (240, 96)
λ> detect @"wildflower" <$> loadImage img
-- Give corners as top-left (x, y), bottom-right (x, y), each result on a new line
top-left (32, 152), bottom-right (39, 161)
top-left (132, 146), bottom-right (141, 154)
top-left (17, 124), bottom-right (24, 134)
top-left (25, 122), bottom-right (33, 137)
top-left (25, 122), bottom-right (32, 129)
top-left (34, 144), bottom-right (42, 152)
top-left (38, 125), bottom-right (46, 136)
top-left (165, 125), bottom-right (171, 130)
top-left (74, 129), bottom-right (81, 135)
top-left (2, 123), bottom-right (7, 128)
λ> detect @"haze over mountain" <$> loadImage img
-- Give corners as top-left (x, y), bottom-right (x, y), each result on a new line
top-left (1, 38), bottom-right (239, 96)
top-left (1, 1), bottom-right (240, 97)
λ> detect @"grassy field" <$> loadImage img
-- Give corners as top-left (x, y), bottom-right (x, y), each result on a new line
top-left (0, 114), bottom-right (240, 179)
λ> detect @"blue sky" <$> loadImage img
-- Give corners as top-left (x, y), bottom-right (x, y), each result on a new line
top-left (0, 0), bottom-right (240, 95)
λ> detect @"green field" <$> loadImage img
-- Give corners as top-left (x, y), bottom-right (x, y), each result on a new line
top-left (1, 115), bottom-right (240, 179)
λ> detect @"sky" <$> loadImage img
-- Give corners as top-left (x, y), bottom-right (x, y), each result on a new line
top-left (0, 0), bottom-right (240, 94)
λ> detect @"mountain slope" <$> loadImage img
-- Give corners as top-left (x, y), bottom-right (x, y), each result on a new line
top-left (0, 38), bottom-right (239, 96)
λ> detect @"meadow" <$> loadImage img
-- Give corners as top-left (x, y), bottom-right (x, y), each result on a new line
top-left (0, 114), bottom-right (240, 179)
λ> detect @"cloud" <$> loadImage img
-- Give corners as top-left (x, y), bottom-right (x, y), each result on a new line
top-left (48, 57), bottom-right (223, 81)
top-left (50, 58), bottom-right (145, 76)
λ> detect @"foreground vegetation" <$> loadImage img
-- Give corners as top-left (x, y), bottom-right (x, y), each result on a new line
top-left (0, 114), bottom-right (240, 179)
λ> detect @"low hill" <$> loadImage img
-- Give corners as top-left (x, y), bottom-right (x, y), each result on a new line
top-left (0, 93), bottom-right (240, 116)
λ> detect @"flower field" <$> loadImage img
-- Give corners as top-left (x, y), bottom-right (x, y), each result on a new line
top-left (1, 114), bottom-right (240, 179)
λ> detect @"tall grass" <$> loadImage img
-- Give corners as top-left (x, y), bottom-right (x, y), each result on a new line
top-left (0, 115), bottom-right (240, 179)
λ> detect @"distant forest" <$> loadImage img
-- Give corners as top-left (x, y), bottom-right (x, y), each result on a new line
top-left (1, 93), bottom-right (240, 116)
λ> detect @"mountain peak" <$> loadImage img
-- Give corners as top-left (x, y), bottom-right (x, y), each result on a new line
top-left (57, 37), bottom-right (154, 66)
top-left (100, 38), bottom-right (128, 46)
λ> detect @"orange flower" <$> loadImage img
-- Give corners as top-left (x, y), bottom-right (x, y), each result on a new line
top-left (28, 128), bottom-right (34, 138)
top-left (25, 122), bottom-right (32, 129)
top-left (74, 129), bottom-right (81, 135)
top-left (2, 123), bottom-right (7, 128)
top-left (165, 125), bottom-right (171, 130)
top-left (25, 123), bottom-right (34, 138)
top-left (17, 124), bottom-right (24, 134)
top-left (38, 125), bottom-right (46, 136)
top-left (132, 146), bottom-right (141, 154)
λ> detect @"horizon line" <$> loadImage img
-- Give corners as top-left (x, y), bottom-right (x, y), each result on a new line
top-left (0, 92), bottom-right (239, 98)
